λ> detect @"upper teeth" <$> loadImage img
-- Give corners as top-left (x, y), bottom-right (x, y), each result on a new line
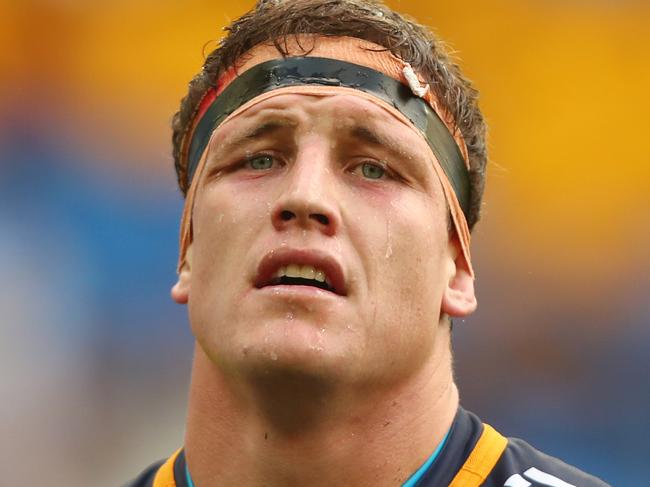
top-left (275, 264), bottom-right (329, 285)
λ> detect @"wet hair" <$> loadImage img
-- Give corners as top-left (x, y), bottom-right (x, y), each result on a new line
top-left (171, 0), bottom-right (487, 230)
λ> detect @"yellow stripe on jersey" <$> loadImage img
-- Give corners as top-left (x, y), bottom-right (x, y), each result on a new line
top-left (449, 423), bottom-right (508, 487)
top-left (153, 448), bottom-right (182, 487)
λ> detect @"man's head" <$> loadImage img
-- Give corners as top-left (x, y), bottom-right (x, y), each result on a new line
top-left (170, 0), bottom-right (486, 389)
top-left (171, 0), bottom-right (487, 226)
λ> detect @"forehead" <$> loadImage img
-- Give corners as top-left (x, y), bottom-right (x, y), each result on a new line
top-left (211, 92), bottom-right (434, 158)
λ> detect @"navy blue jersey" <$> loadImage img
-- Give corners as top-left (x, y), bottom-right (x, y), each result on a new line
top-left (126, 408), bottom-right (609, 487)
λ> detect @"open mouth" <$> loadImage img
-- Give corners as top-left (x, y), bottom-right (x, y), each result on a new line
top-left (255, 253), bottom-right (347, 296)
top-left (262, 264), bottom-right (338, 293)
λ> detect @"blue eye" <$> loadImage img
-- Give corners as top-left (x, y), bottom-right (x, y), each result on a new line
top-left (361, 162), bottom-right (385, 179)
top-left (247, 154), bottom-right (274, 170)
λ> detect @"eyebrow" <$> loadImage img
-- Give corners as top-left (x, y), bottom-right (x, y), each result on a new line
top-left (206, 119), bottom-right (295, 162)
top-left (350, 125), bottom-right (387, 146)
top-left (240, 121), bottom-right (289, 144)
top-left (349, 124), bottom-right (416, 162)
top-left (212, 119), bottom-right (294, 156)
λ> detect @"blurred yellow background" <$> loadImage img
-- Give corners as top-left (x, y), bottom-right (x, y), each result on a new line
top-left (3, 0), bottom-right (648, 292)
top-left (1, 1), bottom-right (648, 485)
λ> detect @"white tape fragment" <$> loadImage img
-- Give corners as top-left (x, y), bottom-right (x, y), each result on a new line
top-left (402, 63), bottom-right (429, 98)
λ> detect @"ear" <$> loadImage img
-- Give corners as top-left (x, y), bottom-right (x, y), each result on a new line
top-left (441, 240), bottom-right (477, 318)
top-left (171, 244), bottom-right (193, 305)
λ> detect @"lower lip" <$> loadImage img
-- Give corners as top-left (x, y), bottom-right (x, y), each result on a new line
top-left (255, 285), bottom-right (342, 299)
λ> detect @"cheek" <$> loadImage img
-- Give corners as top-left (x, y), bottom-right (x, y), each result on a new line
top-left (194, 182), bottom-right (267, 228)
top-left (189, 185), bottom-right (266, 300)
top-left (352, 191), bottom-right (450, 326)
top-left (352, 205), bottom-right (449, 376)
top-left (193, 182), bottom-right (269, 245)
top-left (386, 219), bottom-right (447, 313)
top-left (188, 186), bottom-right (269, 347)
top-left (353, 189), bottom-right (448, 282)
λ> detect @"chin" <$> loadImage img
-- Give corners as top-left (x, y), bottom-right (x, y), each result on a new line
top-left (218, 315), bottom-right (354, 381)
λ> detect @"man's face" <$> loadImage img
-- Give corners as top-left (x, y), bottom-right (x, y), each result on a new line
top-left (176, 92), bottom-right (472, 387)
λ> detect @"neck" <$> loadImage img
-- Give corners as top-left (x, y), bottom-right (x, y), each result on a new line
top-left (184, 327), bottom-right (458, 487)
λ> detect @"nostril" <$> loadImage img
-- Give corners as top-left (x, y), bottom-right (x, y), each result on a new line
top-left (311, 213), bottom-right (329, 226)
top-left (280, 210), bottom-right (295, 221)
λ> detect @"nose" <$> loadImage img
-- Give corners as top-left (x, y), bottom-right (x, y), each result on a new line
top-left (271, 146), bottom-right (340, 237)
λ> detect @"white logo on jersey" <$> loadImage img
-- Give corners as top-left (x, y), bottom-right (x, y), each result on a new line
top-left (505, 467), bottom-right (576, 487)
top-left (504, 474), bottom-right (532, 487)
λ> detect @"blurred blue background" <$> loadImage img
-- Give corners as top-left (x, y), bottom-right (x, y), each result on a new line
top-left (1, 0), bottom-right (648, 485)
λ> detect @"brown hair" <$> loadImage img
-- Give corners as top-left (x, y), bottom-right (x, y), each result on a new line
top-left (171, 0), bottom-right (487, 230)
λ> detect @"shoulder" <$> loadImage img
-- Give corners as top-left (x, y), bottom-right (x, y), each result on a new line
top-left (485, 432), bottom-right (611, 487)
top-left (418, 408), bottom-right (610, 487)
